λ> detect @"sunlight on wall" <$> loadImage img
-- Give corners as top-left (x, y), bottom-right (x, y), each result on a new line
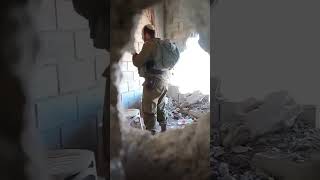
top-left (170, 34), bottom-right (210, 95)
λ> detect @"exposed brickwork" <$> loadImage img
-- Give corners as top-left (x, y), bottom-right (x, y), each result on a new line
top-left (164, 0), bottom-right (196, 51)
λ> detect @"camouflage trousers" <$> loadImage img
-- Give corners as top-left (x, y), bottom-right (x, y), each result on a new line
top-left (142, 77), bottom-right (168, 134)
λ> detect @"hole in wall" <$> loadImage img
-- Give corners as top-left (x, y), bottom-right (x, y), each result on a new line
top-left (117, 0), bottom-right (210, 132)
top-left (170, 33), bottom-right (210, 95)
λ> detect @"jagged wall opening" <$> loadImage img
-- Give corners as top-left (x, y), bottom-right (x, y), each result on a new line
top-left (110, 0), bottom-right (210, 179)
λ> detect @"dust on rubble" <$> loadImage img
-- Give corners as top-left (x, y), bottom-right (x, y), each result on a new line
top-left (211, 92), bottom-right (320, 180)
top-left (165, 93), bottom-right (210, 130)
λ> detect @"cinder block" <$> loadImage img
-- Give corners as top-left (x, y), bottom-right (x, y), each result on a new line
top-left (78, 87), bottom-right (105, 121)
top-left (120, 93), bottom-right (129, 109)
top-left (30, 65), bottom-right (58, 99)
top-left (128, 80), bottom-right (141, 91)
top-left (134, 90), bottom-right (142, 104)
top-left (134, 90), bottom-right (142, 98)
top-left (127, 91), bottom-right (137, 108)
top-left (119, 62), bottom-right (128, 71)
top-left (127, 62), bottom-right (138, 72)
top-left (56, 0), bottom-right (88, 30)
top-left (36, 0), bottom-right (56, 31)
top-left (122, 92), bottom-right (130, 108)
top-left (61, 118), bottom-right (97, 150)
top-left (75, 31), bottom-right (95, 60)
top-left (37, 95), bottom-right (77, 131)
top-left (133, 71), bottom-right (140, 81)
top-left (118, 82), bottom-right (128, 93)
top-left (178, 22), bottom-right (184, 31)
top-left (37, 31), bottom-right (75, 65)
top-left (41, 127), bottom-right (61, 149)
top-left (120, 52), bottom-right (133, 62)
top-left (122, 71), bottom-right (134, 82)
top-left (95, 53), bottom-right (109, 80)
top-left (59, 61), bottom-right (96, 93)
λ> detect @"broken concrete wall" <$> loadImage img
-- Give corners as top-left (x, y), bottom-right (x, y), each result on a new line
top-left (109, 0), bottom-right (210, 179)
top-left (164, 0), bottom-right (210, 52)
top-left (29, 0), bottom-right (108, 150)
top-left (164, 0), bottom-right (196, 52)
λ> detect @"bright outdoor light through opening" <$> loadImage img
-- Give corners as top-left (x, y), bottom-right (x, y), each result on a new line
top-left (170, 34), bottom-right (210, 95)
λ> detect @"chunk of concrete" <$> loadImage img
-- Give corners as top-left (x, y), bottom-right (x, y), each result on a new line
top-left (188, 110), bottom-right (206, 119)
top-left (245, 91), bottom-right (301, 137)
top-left (221, 91), bottom-right (302, 147)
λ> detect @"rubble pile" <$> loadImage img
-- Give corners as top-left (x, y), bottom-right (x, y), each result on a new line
top-left (212, 91), bottom-right (320, 180)
top-left (165, 91), bottom-right (210, 130)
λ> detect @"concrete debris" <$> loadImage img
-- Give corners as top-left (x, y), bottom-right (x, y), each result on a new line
top-left (221, 91), bottom-right (302, 147)
top-left (189, 109), bottom-right (206, 119)
top-left (180, 91), bottom-right (207, 108)
top-left (212, 91), bottom-right (320, 179)
top-left (178, 118), bottom-right (193, 124)
top-left (166, 93), bottom-right (209, 130)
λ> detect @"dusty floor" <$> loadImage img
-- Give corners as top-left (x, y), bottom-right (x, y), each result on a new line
top-left (165, 95), bottom-right (210, 130)
top-left (128, 93), bottom-right (210, 132)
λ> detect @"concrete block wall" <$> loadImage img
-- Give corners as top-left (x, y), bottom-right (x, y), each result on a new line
top-left (164, 0), bottom-right (196, 51)
top-left (118, 6), bottom-right (164, 110)
top-left (31, 0), bottom-right (109, 150)
top-left (119, 52), bottom-right (143, 109)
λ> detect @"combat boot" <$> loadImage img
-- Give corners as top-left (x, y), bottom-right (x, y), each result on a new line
top-left (160, 124), bottom-right (167, 132)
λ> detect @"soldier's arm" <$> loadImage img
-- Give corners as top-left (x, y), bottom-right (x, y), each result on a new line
top-left (133, 41), bottom-right (154, 67)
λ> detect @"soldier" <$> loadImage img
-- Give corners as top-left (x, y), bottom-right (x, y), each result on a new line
top-left (132, 24), bottom-right (171, 135)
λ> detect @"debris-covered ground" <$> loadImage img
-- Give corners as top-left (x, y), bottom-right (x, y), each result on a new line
top-left (165, 92), bottom-right (210, 130)
top-left (127, 91), bottom-right (210, 131)
top-left (211, 91), bottom-right (320, 180)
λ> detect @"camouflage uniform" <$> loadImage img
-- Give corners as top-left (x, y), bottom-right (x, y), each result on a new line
top-left (133, 38), bottom-right (169, 134)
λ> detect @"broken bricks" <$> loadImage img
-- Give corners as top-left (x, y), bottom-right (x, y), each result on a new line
top-left (180, 91), bottom-right (206, 108)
